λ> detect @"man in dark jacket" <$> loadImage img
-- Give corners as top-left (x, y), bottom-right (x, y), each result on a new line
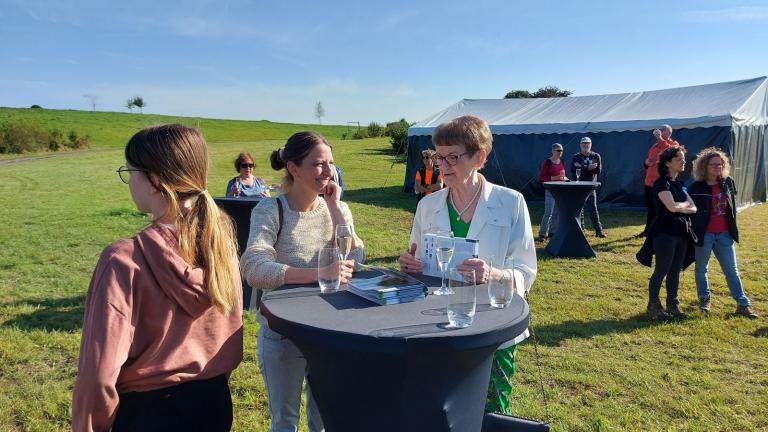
top-left (571, 137), bottom-right (605, 237)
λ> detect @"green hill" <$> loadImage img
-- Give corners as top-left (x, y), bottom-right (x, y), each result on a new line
top-left (0, 107), bottom-right (352, 149)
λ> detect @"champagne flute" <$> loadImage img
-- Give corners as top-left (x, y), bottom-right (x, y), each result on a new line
top-left (434, 235), bottom-right (454, 296)
top-left (575, 168), bottom-right (582, 180)
top-left (335, 224), bottom-right (353, 261)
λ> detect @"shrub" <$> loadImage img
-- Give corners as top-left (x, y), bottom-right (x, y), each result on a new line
top-left (48, 129), bottom-right (66, 151)
top-left (386, 119), bottom-right (411, 153)
top-left (0, 121), bottom-right (91, 154)
top-left (367, 122), bottom-right (384, 138)
top-left (352, 129), bottom-right (368, 140)
top-left (67, 130), bottom-right (91, 149)
top-left (30, 104), bottom-right (43, 109)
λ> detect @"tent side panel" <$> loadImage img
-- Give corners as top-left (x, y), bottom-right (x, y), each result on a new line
top-left (731, 124), bottom-right (767, 208)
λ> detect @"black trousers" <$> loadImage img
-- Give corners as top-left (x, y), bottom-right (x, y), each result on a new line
top-left (112, 374), bottom-right (232, 432)
top-left (643, 186), bottom-right (656, 233)
top-left (579, 191), bottom-right (604, 233)
top-left (648, 233), bottom-right (688, 307)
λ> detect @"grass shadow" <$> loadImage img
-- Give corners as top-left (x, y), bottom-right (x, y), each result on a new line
top-left (1, 295), bottom-right (85, 332)
top-left (533, 314), bottom-right (675, 347)
top-left (753, 327), bottom-right (768, 338)
top-left (344, 186), bottom-right (416, 212)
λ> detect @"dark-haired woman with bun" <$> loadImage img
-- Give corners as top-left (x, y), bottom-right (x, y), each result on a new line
top-left (240, 131), bottom-right (364, 432)
top-left (637, 146), bottom-right (696, 320)
top-left (72, 124), bottom-right (243, 431)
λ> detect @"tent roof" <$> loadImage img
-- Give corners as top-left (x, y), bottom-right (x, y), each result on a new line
top-left (409, 77), bottom-right (768, 136)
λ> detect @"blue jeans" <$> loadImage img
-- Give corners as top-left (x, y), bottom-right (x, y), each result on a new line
top-left (694, 232), bottom-right (750, 306)
top-left (538, 190), bottom-right (558, 237)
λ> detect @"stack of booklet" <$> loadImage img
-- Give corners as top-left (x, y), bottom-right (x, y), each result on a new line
top-left (347, 267), bottom-right (428, 305)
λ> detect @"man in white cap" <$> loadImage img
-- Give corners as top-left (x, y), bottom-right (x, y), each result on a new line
top-left (571, 136), bottom-right (606, 237)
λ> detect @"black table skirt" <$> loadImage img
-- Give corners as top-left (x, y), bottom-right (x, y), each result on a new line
top-left (260, 272), bottom-right (530, 432)
top-left (543, 181), bottom-right (600, 258)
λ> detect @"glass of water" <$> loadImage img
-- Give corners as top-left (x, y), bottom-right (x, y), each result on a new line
top-left (488, 257), bottom-right (516, 308)
top-left (434, 234), bottom-right (454, 296)
top-left (447, 268), bottom-right (477, 328)
top-left (317, 246), bottom-right (340, 293)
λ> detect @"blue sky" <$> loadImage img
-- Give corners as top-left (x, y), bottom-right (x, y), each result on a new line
top-left (2, 0), bottom-right (768, 125)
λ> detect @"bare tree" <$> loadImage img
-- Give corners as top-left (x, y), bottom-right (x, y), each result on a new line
top-left (125, 98), bottom-right (134, 113)
top-left (83, 94), bottom-right (99, 111)
top-left (315, 101), bottom-right (325, 125)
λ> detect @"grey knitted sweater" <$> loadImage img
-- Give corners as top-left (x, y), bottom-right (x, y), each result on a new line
top-left (240, 195), bottom-right (364, 290)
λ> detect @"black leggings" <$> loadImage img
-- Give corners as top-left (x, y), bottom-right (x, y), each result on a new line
top-left (648, 233), bottom-right (688, 307)
top-left (112, 374), bottom-right (232, 432)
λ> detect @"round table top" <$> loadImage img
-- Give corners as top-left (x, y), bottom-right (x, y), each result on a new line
top-left (260, 272), bottom-right (530, 353)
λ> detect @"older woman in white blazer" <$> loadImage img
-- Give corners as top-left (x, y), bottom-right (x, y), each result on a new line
top-left (398, 115), bottom-right (537, 415)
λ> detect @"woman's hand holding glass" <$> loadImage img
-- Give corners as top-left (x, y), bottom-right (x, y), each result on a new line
top-left (398, 243), bottom-right (423, 273)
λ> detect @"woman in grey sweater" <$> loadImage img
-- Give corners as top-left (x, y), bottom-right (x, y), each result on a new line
top-left (241, 131), bottom-right (363, 432)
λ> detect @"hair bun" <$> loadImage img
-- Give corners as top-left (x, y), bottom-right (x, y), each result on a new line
top-left (270, 149), bottom-right (285, 170)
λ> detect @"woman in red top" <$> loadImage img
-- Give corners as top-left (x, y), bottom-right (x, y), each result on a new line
top-left (536, 142), bottom-right (567, 242)
top-left (689, 147), bottom-right (757, 318)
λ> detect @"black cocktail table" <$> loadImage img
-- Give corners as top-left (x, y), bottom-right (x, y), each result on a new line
top-left (543, 181), bottom-right (601, 258)
top-left (259, 272), bottom-right (530, 432)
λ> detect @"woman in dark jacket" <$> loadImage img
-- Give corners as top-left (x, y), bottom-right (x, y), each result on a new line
top-left (688, 147), bottom-right (758, 318)
top-left (637, 146), bottom-right (697, 319)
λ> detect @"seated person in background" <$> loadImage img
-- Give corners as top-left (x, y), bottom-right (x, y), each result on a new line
top-left (414, 149), bottom-right (443, 203)
top-left (226, 152), bottom-right (270, 197)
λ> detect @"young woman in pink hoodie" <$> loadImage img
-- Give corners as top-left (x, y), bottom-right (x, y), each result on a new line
top-left (72, 124), bottom-right (244, 432)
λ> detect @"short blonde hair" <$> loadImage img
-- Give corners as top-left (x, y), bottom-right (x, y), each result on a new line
top-left (692, 147), bottom-right (731, 182)
top-left (421, 149), bottom-right (435, 158)
top-left (432, 115), bottom-right (492, 157)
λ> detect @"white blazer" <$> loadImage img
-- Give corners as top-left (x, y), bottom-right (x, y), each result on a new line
top-left (408, 175), bottom-right (537, 345)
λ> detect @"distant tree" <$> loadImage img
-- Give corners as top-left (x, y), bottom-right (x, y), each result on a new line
top-left (125, 99), bottom-right (135, 113)
top-left (83, 94), bottom-right (99, 111)
top-left (504, 90), bottom-right (532, 99)
top-left (531, 86), bottom-right (572, 98)
top-left (30, 104), bottom-right (43, 109)
top-left (315, 101), bottom-right (325, 125)
top-left (503, 86), bottom-right (572, 99)
top-left (131, 96), bottom-right (145, 113)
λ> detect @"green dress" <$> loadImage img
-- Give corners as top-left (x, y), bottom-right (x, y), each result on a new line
top-left (447, 199), bottom-right (518, 414)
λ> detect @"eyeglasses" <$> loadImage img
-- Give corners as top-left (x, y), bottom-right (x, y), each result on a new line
top-left (431, 152), bottom-right (469, 167)
top-left (240, 163), bottom-right (255, 169)
top-left (116, 166), bottom-right (146, 184)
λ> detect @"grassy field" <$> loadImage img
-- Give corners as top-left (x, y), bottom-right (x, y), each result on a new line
top-left (1, 110), bottom-right (767, 431)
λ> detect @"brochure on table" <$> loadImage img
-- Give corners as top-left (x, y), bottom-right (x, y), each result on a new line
top-left (421, 234), bottom-right (479, 278)
top-left (347, 267), bottom-right (427, 305)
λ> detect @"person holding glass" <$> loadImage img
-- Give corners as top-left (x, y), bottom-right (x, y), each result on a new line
top-left (226, 152), bottom-right (271, 197)
top-left (689, 147), bottom-right (758, 318)
top-left (240, 131), bottom-right (364, 432)
top-left (73, 125), bottom-right (243, 431)
top-left (397, 115), bottom-right (537, 415)
top-left (536, 142), bottom-right (567, 242)
top-left (636, 146), bottom-right (696, 319)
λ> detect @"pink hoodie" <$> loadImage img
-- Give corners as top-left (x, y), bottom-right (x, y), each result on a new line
top-left (72, 224), bottom-right (243, 432)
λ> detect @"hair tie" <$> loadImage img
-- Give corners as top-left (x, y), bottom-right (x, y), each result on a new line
top-left (198, 189), bottom-right (208, 196)
top-left (278, 147), bottom-right (285, 161)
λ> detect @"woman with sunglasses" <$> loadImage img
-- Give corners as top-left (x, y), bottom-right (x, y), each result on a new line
top-left (398, 115), bottom-right (537, 415)
top-left (536, 142), bottom-right (567, 242)
top-left (226, 152), bottom-right (270, 197)
top-left (73, 124), bottom-right (243, 431)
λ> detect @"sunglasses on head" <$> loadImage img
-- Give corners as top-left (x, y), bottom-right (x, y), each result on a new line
top-left (240, 163), bottom-right (254, 169)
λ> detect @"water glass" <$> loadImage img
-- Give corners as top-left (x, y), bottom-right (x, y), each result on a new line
top-left (317, 246), bottom-right (340, 293)
top-left (488, 257), bottom-right (516, 308)
top-left (447, 268), bottom-right (477, 328)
